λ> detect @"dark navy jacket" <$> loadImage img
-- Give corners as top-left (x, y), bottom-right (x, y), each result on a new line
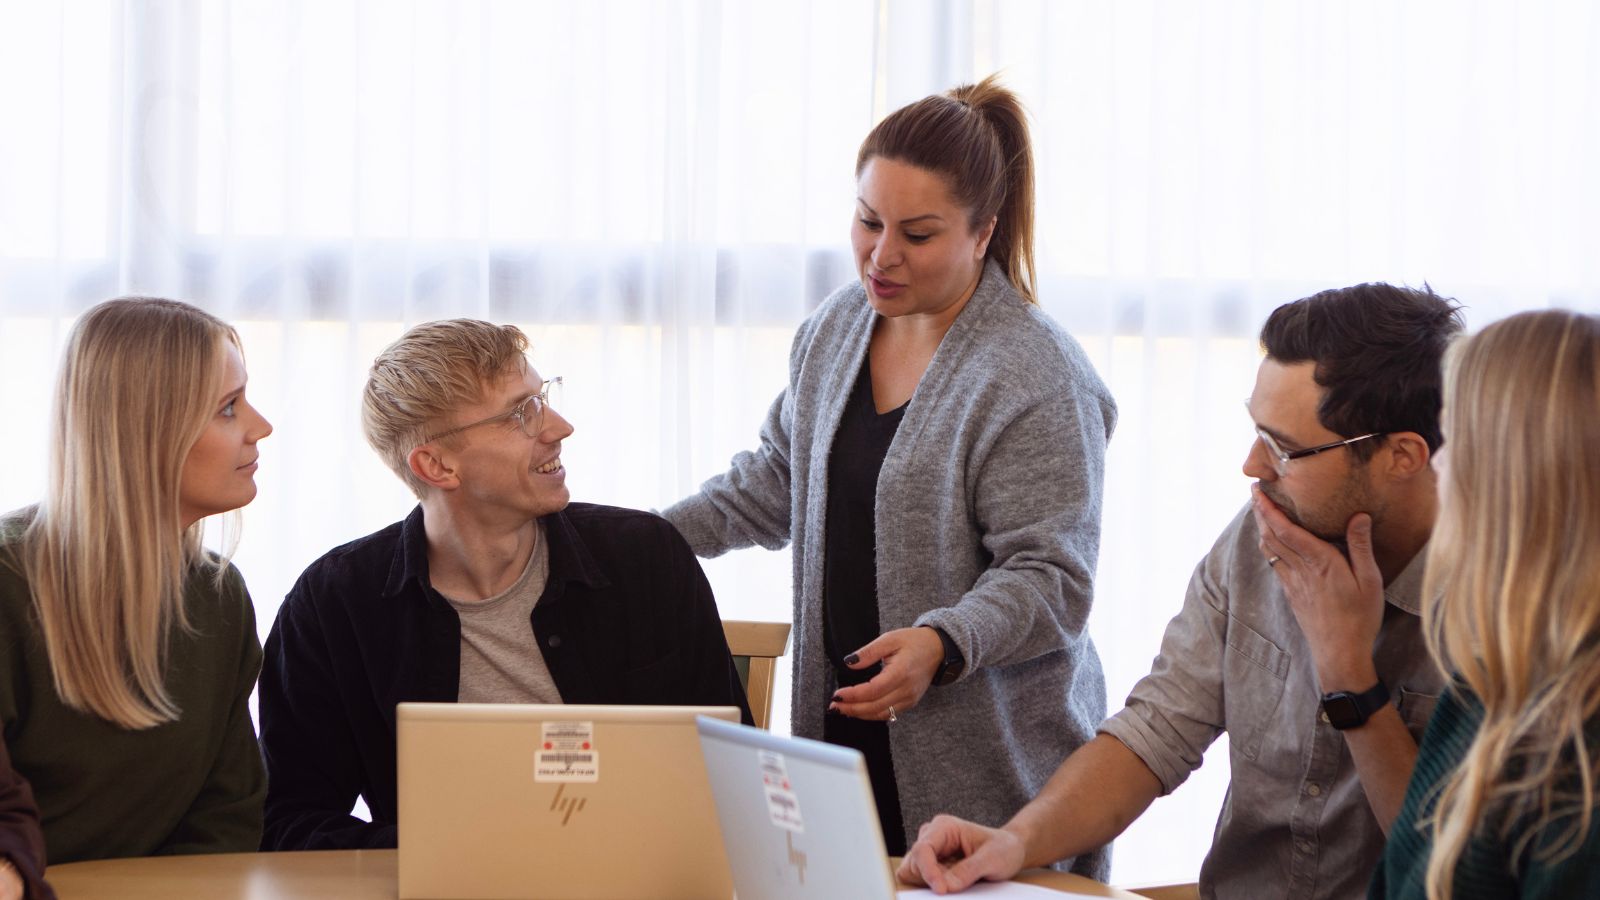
top-left (259, 503), bottom-right (752, 850)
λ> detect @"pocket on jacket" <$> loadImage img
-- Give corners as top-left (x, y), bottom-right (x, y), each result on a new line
top-left (1397, 687), bottom-right (1441, 741)
top-left (619, 651), bottom-right (682, 704)
top-left (1223, 618), bottom-right (1290, 761)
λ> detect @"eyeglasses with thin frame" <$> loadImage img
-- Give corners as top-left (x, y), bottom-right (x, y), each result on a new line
top-left (423, 376), bottom-right (563, 445)
top-left (1243, 400), bottom-right (1385, 475)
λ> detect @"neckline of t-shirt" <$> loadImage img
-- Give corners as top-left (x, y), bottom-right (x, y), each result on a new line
top-left (441, 522), bottom-right (549, 614)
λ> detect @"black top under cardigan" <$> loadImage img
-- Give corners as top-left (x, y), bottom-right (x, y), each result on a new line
top-left (822, 358), bottom-right (908, 855)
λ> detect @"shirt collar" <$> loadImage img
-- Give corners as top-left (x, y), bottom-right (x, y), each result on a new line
top-left (1383, 540), bottom-right (1432, 616)
top-left (382, 505), bottom-right (430, 598)
top-left (542, 505), bottom-right (611, 594)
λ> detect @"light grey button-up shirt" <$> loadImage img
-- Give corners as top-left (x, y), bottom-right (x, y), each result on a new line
top-left (1100, 504), bottom-right (1444, 900)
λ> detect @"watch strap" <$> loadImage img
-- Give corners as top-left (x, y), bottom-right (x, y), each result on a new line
top-left (1321, 678), bottom-right (1390, 730)
top-left (930, 627), bottom-right (966, 686)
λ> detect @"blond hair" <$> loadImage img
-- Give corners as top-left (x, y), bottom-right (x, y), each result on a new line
top-left (16, 298), bottom-right (237, 729)
top-left (858, 73), bottom-right (1038, 303)
top-left (1421, 309), bottom-right (1600, 897)
top-left (362, 319), bottom-right (530, 497)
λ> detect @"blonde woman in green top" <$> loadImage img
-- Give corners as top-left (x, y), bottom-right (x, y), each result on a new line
top-left (1373, 310), bottom-right (1600, 899)
top-left (0, 297), bottom-right (273, 862)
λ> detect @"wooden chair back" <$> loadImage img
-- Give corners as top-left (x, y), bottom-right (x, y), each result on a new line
top-left (721, 620), bottom-right (791, 730)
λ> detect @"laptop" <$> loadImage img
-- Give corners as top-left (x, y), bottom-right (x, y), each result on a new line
top-left (398, 702), bottom-right (740, 900)
top-left (696, 715), bottom-right (900, 899)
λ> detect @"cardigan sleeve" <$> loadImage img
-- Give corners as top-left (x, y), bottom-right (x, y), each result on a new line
top-left (0, 734), bottom-right (54, 900)
top-left (661, 321), bottom-right (813, 558)
top-left (157, 569), bottom-right (267, 855)
top-left (914, 385), bottom-right (1111, 673)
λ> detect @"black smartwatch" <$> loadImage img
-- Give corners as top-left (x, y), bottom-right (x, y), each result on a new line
top-left (929, 627), bottom-right (966, 686)
top-left (1320, 679), bottom-right (1390, 731)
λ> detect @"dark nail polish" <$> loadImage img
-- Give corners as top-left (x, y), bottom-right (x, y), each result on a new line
top-left (844, 653), bottom-right (860, 666)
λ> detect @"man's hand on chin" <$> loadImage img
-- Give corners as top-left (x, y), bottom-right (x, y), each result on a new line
top-left (1252, 486), bottom-right (1385, 692)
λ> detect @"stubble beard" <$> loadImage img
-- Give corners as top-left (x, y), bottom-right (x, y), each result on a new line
top-left (1259, 467), bottom-right (1380, 547)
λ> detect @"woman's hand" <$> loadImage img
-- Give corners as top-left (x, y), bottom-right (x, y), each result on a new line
top-left (828, 626), bottom-right (945, 720)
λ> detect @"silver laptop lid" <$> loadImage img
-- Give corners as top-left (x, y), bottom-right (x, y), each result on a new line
top-left (399, 703), bottom-right (739, 900)
top-left (696, 715), bottom-right (898, 900)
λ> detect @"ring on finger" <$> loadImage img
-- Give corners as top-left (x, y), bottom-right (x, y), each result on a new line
top-left (887, 705), bottom-right (898, 723)
top-left (1267, 555), bottom-right (1282, 566)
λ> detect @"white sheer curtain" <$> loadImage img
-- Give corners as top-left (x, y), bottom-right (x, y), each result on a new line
top-left (2, 0), bottom-right (1598, 885)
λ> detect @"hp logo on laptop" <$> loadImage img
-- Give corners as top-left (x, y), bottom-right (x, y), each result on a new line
top-left (785, 831), bottom-right (808, 885)
top-left (549, 784), bottom-right (588, 826)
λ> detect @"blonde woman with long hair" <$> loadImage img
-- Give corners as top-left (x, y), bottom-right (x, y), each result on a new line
top-left (1372, 309), bottom-right (1600, 898)
top-left (0, 298), bottom-right (273, 864)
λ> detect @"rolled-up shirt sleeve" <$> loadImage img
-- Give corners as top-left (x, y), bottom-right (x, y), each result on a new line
top-left (1099, 546), bottom-right (1232, 795)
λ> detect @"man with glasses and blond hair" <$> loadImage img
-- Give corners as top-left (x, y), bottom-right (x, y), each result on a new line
top-left (258, 318), bottom-right (751, 851)
top-left (901, 284), bottom-right (1463, 900)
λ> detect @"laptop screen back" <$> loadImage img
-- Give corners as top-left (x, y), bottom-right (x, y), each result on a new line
top-left (696, 715), bottom-right (898, 900)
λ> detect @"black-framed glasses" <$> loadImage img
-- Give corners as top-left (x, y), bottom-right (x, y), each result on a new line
top-left (1244, 400), bottom-right (1385, 475)
top-left (423, 376), bottom-right (563, 444)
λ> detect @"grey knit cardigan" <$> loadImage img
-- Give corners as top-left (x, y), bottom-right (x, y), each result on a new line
top-left (663, 261), bottom-right (1116, 877)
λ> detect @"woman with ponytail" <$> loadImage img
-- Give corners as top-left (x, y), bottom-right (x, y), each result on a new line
top-left (1371, 309), bottom-right (1600, 898)
top-left (666, 76), bottom-right (1116, 875)
top-left (0, 298), bottom-right (273, 863)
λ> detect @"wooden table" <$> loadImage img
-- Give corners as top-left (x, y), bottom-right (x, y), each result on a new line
top-left (45, 849), bottom-right (1144, 898)
top-left (46, 850), bottom-right (399, 899)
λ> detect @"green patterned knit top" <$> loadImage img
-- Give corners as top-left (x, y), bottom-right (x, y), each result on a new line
top-left (1371, 687), bottom-right (1600, 899)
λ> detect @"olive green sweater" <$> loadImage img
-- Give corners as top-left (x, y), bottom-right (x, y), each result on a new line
top-left (0, 513), bottom-right (265, 863)
top-left (1371, 688), bottom-right (1600, 899)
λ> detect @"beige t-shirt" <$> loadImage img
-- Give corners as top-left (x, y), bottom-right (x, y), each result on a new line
top-left (442, 524), bottom-right (562, 704)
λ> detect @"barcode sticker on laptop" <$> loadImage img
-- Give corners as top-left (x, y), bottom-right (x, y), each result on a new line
top-left (535, 721), bottom-right (600, 782)
top-left (758, 750), bottom-right (805, 832)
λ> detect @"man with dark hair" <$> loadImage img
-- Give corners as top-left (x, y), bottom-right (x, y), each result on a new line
top-left (901, 284), bottom-right (1464, 900)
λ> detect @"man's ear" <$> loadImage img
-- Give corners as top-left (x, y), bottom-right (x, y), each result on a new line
top-left (1379, 431), bottom-right (1432, 481)
top-left (407, 444), bottom-right (460, 492)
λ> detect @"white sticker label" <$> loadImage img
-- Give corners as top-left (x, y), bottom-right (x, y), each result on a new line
top-left (759, 749), bottom-right (804, 833)
top-left (536, 721), bottom-right (599, 782)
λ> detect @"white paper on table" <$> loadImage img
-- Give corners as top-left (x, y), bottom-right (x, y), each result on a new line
top-left (897, 880), bottom-right (1108, 899)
